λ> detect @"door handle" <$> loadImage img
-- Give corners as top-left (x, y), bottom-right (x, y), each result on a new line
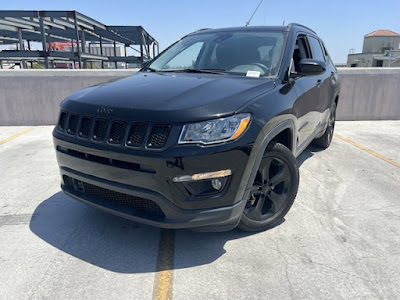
top-left (317, 79), bottom-right (322, 87)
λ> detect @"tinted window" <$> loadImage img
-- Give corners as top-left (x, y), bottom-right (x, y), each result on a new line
top-left (292, 36), bottom-right (312, 72)
top-left (308, 36), bottom-right (325, 61)
top-left (164, 42), bottom-right (204, 70)
top-left (321, 42), bottom-right (334, 66)
top-left (149, 31), bottom-right (287, 77)
top-left (321, 42), bottom-right (328, 57)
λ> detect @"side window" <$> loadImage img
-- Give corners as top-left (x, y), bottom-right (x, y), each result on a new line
top-left (321, 42), bottom-right (334, 66)
top-left (292, 35), bottom-right (312, 72)
top-left (308, 36), bottom-right (325, 62)
top-left (163, 42), bottom-right (204, 70)
top-left (320, 42), bottom-right (328, 57)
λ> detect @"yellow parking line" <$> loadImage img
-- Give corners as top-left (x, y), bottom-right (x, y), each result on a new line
top-left (334, 133), bottom-right (400, 169)
top-left (0, 128), bottom-right (33, 146)
top-left (152, 229), bottom-right (175, 300)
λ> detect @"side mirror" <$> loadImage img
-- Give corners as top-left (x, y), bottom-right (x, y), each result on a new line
top-left (298, 59), bottom-right (326, 76)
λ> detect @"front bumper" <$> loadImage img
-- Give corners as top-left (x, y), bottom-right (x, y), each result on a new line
top-left (53, 135), bottom-right (251, 230)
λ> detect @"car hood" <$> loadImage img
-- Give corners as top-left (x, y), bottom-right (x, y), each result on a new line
top-left (63, 72), bottom-right (276, 123)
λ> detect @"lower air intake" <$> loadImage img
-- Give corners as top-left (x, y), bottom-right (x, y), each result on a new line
top-left (63, 176), bottom-right (165, 218)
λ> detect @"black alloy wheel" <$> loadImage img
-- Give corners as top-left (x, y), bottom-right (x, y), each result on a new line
top-left (239, 143), bottom-right (299, 232)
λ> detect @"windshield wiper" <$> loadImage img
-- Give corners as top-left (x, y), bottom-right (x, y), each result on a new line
top-left (151, 68), bottom-right (227, 74)
top-left (181, 68), bottom-right (227, 74)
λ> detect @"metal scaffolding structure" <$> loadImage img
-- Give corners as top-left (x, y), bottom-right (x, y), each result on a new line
top-left (0, 10), bottom-right (159, 69)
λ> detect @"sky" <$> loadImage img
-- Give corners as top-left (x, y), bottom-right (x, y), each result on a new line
top-left (2, 0), bottom-right (400, 63)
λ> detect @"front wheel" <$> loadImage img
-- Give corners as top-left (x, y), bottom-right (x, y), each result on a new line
top-left (238, 143), bottom-right (299, 232)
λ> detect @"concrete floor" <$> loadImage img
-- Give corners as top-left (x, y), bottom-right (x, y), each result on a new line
top-left (0, 121), bottom-right (399, 300)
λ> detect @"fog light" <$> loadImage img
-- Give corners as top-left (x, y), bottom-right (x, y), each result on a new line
top-left (211, 179), bottom-right (222, 190)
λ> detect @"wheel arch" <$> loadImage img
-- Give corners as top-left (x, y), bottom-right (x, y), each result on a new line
top-left (269, 127), bottom-right (294, 152)
top-left (332, 91), bottom-right (339, 107)
top-left (234, 116), bottom-right (297, 210)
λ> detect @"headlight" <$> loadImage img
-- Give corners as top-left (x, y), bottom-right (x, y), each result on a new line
top-left (178, 114), bottom-right (251, 145)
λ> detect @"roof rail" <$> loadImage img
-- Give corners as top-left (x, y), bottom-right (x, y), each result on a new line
top-left (287, 23), bottom-right (316, 34)
top-left (192, 28), bottom-right (212, 33)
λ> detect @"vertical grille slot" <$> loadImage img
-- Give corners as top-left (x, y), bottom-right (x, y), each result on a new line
top-left (147, 125), bottom-right (170, 148)
top-left (58, 111), bottom-right (68, 131)
top-left (126, 123), bottom-right (147, 147)
top-left (67, 114), bottom-right (79, 135)
top-left (108, 121), bottom-right (127, 144)
top-left (92, 119), bottom-right (108, 141)
top-left (78, 117), bottom-right (92, 138)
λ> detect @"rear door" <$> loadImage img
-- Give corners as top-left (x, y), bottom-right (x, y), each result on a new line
top-left (320, 41), bottom-right (339, 125)
top-left (307, 35), bottom-right (333, 131)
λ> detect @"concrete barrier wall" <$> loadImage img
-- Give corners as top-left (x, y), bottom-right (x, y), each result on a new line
top-left (0, 68), bottom-right (399, 126)
top-left (336, 68), bottom-right (400, 121)
top-left (0, 70), bottom-right (136, 126)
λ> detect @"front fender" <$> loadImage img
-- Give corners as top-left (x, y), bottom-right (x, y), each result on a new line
top-left (233, 115), bottom-right (296, 210)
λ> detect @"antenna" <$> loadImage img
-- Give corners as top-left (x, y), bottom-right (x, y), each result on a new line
top-left (246, 0), bottom-right (264, 26)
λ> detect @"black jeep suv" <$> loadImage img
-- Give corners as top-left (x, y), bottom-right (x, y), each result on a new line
top-left (53, 24), bottom-right (339, 231)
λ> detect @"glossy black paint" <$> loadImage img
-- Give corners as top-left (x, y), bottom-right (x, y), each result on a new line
top-left (298, 59), bottom-right (326, 75)
top-left (53, 24), bottom-right (340, 231)
top-left (55, 137), bottom-right (250, 210)
top-left (63, 72), bottom-right (276, 123)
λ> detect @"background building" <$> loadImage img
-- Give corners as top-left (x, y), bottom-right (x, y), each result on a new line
top-left (0, 10), bottom-right (158, 69)
top-left (50, 42), bottom-right (127, 69)
top-left (347, 30), bottom-right (400, 67)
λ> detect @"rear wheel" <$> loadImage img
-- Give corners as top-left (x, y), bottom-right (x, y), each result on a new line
top-left (313, 102), bottom-right (336, 149)
top-left (238, 143), bottom-right (299, 232)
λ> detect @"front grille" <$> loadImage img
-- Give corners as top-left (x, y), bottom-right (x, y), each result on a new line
top-left (67, 114), bottom-right (79, 135)
top-left (56, 112), bottom-right (171, 150)
top-left (127, 123), bottom-right (147, 147)
top-left (147, 125), bottom-right (170, 148)
top-left (108, 121), bottom-right (126, 144)
top-left (93, 119), bottom-right (108, 141)
top-left (78, 117), bottom-right (92, 138)
top-left (58, 111), bottom-right (68, 131)
top-left (63, 175), bottom-right (165, 218)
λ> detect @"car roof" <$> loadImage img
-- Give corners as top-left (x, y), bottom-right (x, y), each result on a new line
top-left (188, 24), bottom-right (316, 36)
top-left (189, 26), bottom-right (287, 35)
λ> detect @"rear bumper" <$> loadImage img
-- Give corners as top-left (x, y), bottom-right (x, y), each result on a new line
top-left (54, 135), bottom-right (251, 230)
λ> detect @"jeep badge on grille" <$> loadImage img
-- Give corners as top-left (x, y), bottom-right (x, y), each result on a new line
top-left (96, 107), bottom-right (113, 115)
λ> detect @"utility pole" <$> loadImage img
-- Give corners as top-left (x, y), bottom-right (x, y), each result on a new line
top-left (246, 0), bottom-right (264, 26)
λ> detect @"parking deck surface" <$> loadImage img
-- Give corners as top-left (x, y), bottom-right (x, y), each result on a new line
top-left (0, 121), bottom-right (399, 300)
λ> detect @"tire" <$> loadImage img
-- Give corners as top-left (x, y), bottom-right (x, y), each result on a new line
top-left (238, 142), bottom-right (299, 232)
top-left (313, 102), bottom-right (337, 149)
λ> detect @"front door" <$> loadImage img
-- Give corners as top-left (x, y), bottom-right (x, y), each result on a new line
top-left (291, 34), bottom-right (321, 149)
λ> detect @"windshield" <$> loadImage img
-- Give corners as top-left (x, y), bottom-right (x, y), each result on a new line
top-left (148, 30), bottom-right (287, 77)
